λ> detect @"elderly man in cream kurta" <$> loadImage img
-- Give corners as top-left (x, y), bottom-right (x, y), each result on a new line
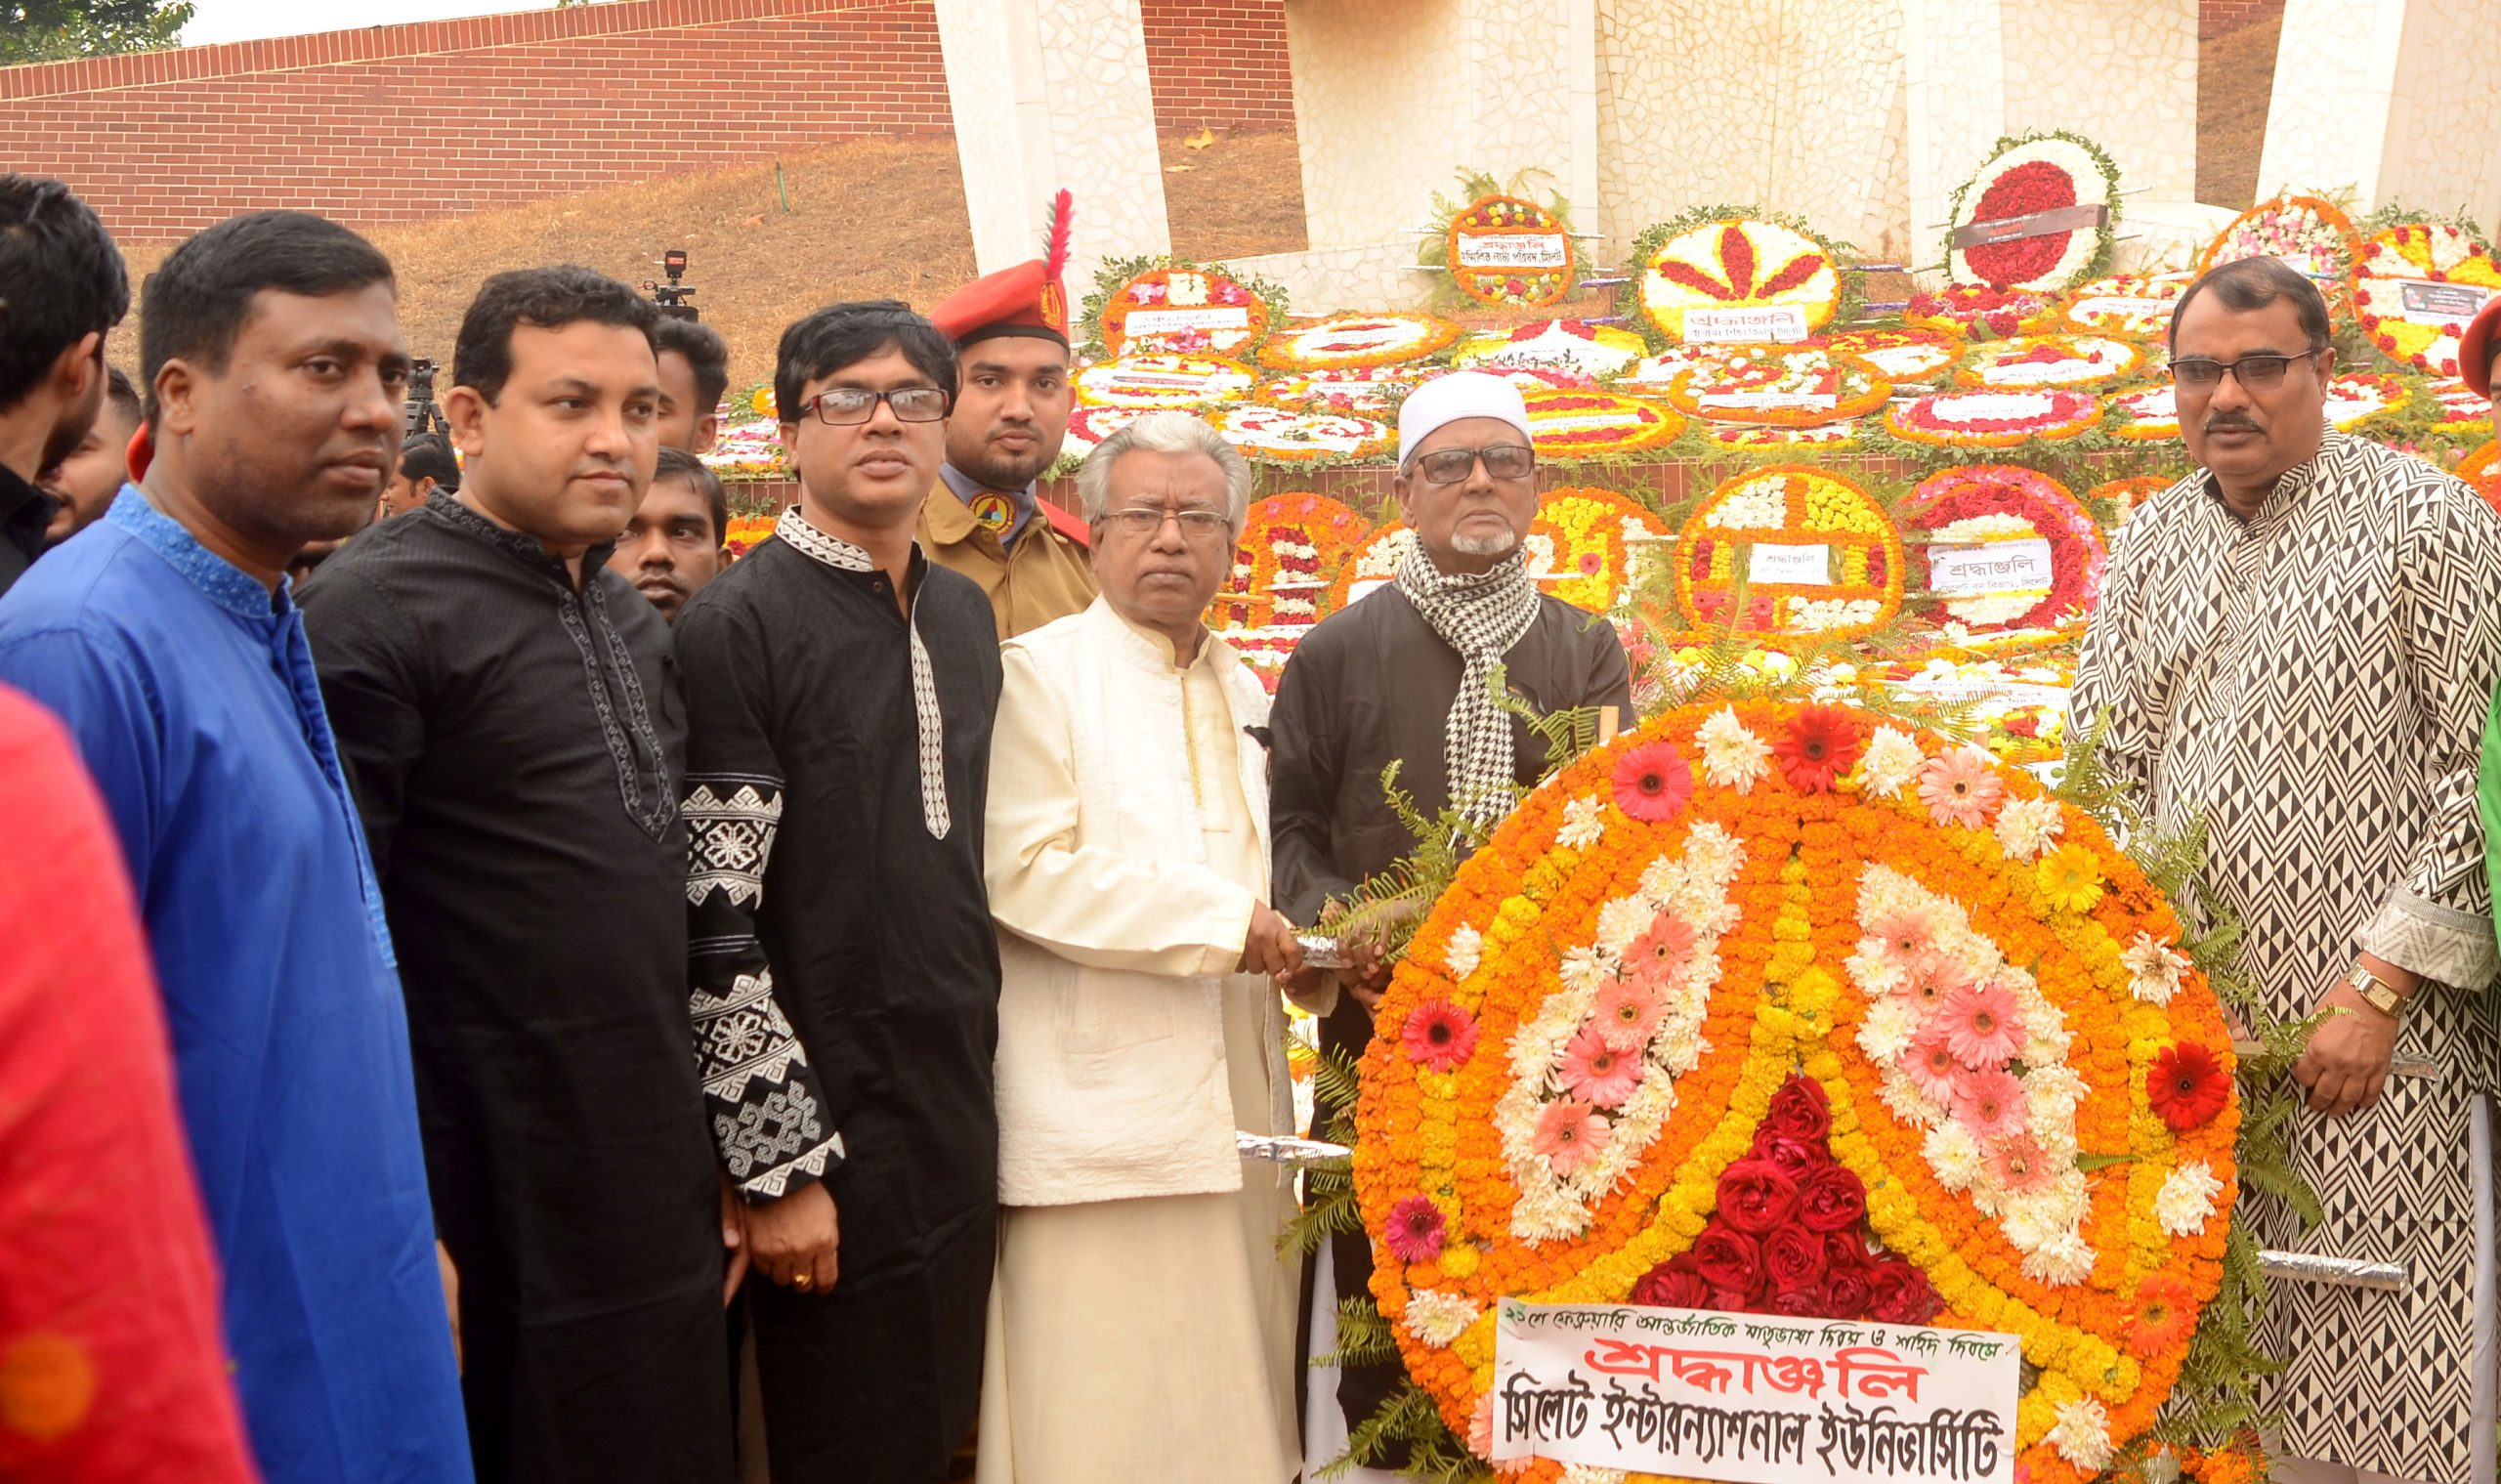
top-left (978, 411), bottom-right (1306, 1484)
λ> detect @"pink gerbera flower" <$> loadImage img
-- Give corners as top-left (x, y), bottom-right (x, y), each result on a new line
top-left (1950, 1066), bottom-right (2029, 1141)
top-left (1916, 746), bottom-right (2007, 828)
top-left (1558, 1025), bottom-right (1644, 1108)
top-left (1532, 1099), bottom-right (1612, 1177)
top-left (1900, 1024), bottom-right (1964, 1103)
top-left (1889, 951), bottom-right (1974, 1011)
top-left (1936, 981), bottom-right (2026, 1068)
top-left (1866, 908), bottom-right (1936, 968)
top-left (1622, 918), bottom-right (1697, 995)
top-left (1984, 1133), bottom-right (2056, 1195)
top-left (1383, 1195), bottom-right (1447, 1263)
top-left (1591, 978), bottom-right (1668, 1049)
top-left (1611, 741), bottom-right (1695, 823)
top-left (1401, 998), bottom-right (1480, 1073)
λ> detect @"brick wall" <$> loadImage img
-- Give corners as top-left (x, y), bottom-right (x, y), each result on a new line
top-left (1138, 0), bottom-right (1295, 133)
top-left (2200, 0), bottom-right (2285, 39)
top-left (2, 0), bottom-right (1300, 240)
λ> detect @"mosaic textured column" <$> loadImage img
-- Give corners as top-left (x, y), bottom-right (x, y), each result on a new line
top-left (2259, 0), bottom-right (2500, 238)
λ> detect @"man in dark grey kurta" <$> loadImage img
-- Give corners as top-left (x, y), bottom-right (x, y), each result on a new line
top-left (676, 300), bottom-right (1001, 1482)
top-left (1268, 373), bottom-right (1632, 1470)
top-left (302, 268), bottom-right (732, 1483)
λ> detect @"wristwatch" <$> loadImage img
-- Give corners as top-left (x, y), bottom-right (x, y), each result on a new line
top-left (2347, 961), bottom-right (2412, 1017)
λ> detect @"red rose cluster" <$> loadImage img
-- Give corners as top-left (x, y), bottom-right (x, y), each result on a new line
top-left (1631, 1074), bottom-right (1943, 1325)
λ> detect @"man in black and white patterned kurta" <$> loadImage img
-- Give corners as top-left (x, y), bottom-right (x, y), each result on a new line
top-left (2075, 258), bottom-right (2501, 1484)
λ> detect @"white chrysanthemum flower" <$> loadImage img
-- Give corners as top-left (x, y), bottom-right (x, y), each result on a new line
top-left (1925, 1124), bottom-right (1984, 1192)
top-left (2024, 1064), bottom-right (2090, 1123)
top-left (1694, 707), bottom-right (1772, 792)
top-left (1401, 1290), bottom-right (1482, 1348)
top-left (2155, 1160), bottom-right (2224, 1237)
top-left (1445, 923), bottom-right (1483, 981)
top-left (1859, 998), bottom-right (1918, 1062)
top-left (1844, 942), bottom-right (1907, 998)
top-left (1558, 947), bottom-right (1610, 995)
top-left (1999, 1193), bottom-right (2066, 1251)
top-left (1561, 1468), bottom-right (1629, 1484)
top-left (1654, 1021), bottom-right (1706, 1075)
top-left (1859, 727), bottom-right (1926, 799)
top-left (1593, 897), bottom-right (1654, 956)
top-left (2123, 932), bottom-right (2190, 1005)
top-left (1992, 794), bottom-right (2064, 862)
top-left (2020, 1228), bottom-right (2095, 1287)
top-left (1558, 793), bottom-right (1606, 850)
top-left (2049, 1395), bottom-right (2115, 1470)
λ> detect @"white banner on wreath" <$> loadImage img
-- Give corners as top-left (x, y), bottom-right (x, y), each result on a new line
top-left (1702, 390), bottom-right (1841, 411)
top-left (1749, 542), bottom-right (1832, 586)
top-left (1457, 232), bottom-right (1569, 269)
top-left (1490, 1300), bottom-right (2019, 1484)
top-left (1685, 306), bottom-right (1811, 344)
top-left (1926, 538), bottom-right (2054, 596)
top-left (1120, 306), bottom-right (1252, 336)
top-left (2395, 279), bottom-right (2491, 326)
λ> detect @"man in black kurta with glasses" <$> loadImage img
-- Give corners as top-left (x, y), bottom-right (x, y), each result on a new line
top-left (675, 299), bottom-right (1002, 1482)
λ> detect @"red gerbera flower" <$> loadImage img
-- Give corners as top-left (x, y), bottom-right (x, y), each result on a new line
top-left (1771, 705), bottom-right (1866, 793)
top-left (1383, 1195), bottom-right (1446, 1263)
top-left (2147, 1041), bottom-right (2229, 1130)
top-left (1611, 741), bottom-right (1695, 822)
top-left (2128, 1272), bottom-right (2197, 1356)
top-left (1400, 999), bottom-right (1479, 1074)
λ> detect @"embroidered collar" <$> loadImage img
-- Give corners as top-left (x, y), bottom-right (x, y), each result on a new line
top-left (773, 506), bottom-right (954, 839)
top-left (106, 486), bottom-right (283, 621)
top-left (429, 489), bottom-right (616, 582)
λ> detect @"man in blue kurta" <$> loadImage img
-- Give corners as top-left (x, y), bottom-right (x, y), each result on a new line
top-left (0, 211), bottom-right (470, 1481)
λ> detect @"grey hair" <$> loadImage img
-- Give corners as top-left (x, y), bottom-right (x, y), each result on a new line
top-left (1075, 409), bottom-right (1253, 533)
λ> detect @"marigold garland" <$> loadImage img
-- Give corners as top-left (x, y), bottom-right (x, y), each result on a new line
top-left (2349, 223), bottom-right (2501, 377)
top-left (1207, 491), bottom-right (1377, 691)
top-left (1663, 346), bottom-right (1891, 427)
top-left (2087, 475), bottom-right (2179, 529)
top-left (1257, 313), bottom-right (1462, 372)
top-left (1673, 465), bottom-right (1904, 640)
top-left (1355, 700), bottom-right (2238, 1484)
top-left (1095, 264), bottom-right (1272, 358)
top-left (1902, 465), bottom-right (2108, 632)
top-left (1447, 193), bottom-right (1577, 309)
top-left (2458, 441), bottom-right (2500, 514)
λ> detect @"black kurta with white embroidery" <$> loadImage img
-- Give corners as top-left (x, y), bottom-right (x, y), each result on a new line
top-left (674, 508), bottom-right (1002, 1483)
top-left (298, 493), bottom-right (731, 1484)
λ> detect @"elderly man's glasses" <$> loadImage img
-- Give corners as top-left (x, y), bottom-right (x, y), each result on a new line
top-left (1413, 444), bottom-right (1536, 485)
top-left (1101, 506), bottom-right (1232, 543)
top-left (2170, 350), bottom-right (2322, 392)
top-left (796, 386), bottom-right (949, 425)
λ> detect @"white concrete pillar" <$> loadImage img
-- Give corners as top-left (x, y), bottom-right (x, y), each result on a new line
top-left (2259, 0), bottom-right (2499, 238)
top-left (935, 0), bottom-right (1170, 297)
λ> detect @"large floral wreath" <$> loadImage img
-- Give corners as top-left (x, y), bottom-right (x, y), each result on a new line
top-left (1827, 326), bottom-right (1967, 386)
top-left (1073, 353), bottom-right (1257, 409)
top-left (2349, 223), bottom-right (2501, 377)
top-left (1902, 465), bottom-right (2108, 632)
top-left (1354, 700), bottom-right (2242, 1484)
top-left (1089, 262), bottom-right (1275, 358)
top-left (1211, 404), bottom-right (1392, 463)
top-left (1662, 346), bottom-right (1891, 427)
top-left (1259, 313), bottom-right (1462, 372)
top-left (1520, 389), bottom-right (1684, 459)
top-left (1906, 283), bottom-right (2062, 343)
top-left (2060, 275), bottom-right (2192, 340)
top-left (1673, 465), bottom-right (1904, 639)
top-left (1945, 132), bottom-right (2123, 295)
top-left (1886, 389), bottom-right (2104, 448)
top-left (1257, 364), bottom-right (1420, 416)
top-left (1445, 193), bottom-right (1577, 310)
top-left (2198, 194), bottom-right (2358, 283)
top-left (1450, 320), bottom-right (1647, 382)
top-left (1629, 206), bottom-right (1853, 344)
top-left (1955, 334), bottom-right (2146, 393)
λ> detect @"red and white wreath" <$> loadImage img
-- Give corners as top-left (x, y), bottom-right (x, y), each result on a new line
top-left (1945, 133), bottom-right (2123, 296)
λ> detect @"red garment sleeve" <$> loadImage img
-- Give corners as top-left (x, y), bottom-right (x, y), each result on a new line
top-left (0, 685), bottom-right (259, 1482)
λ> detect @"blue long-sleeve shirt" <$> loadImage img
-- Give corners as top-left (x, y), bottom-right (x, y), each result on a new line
top-left (0, 488), bottom-right (471, 1482)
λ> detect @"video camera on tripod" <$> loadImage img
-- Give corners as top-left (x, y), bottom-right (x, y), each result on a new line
top-left (645, 249), bottom-right (699, 322)
top-left (403, 359), bottom-right (448, 441)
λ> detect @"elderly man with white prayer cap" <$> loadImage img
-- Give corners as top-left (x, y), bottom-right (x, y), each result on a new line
top-left (1267, 370), bottom-right (1633, 1475)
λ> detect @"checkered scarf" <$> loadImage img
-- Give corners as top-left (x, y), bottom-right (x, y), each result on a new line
top-left (1395, 542), bottom-right (1542, 826)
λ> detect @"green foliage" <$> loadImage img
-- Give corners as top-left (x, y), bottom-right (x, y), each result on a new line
top-left (1313, 760), bottom-right (1488, 968)
top-left (1313, 1298), bottom-right (1400, 1371)
top-left (2, 0), bottom-right (191, 62)
top-left (1073, 253), bottom-right (1293, 358)
top-left (1615, 203), bottom-right (1864, 353)
top-left (1320, 1381), bottom-right (1493, 1483)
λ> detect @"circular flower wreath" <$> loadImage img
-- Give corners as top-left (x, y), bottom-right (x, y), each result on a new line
top-left (701, 420), bottom-right (788, 483)
top-left (1447, 194), bottom-right (1576, 309)
top-left (2198, 194), bottom-right (2358, 284)
top-left (1663, 345), bottom-right (1891, 427)
top-left (1062, 403), bottom-right (1156, 455)
top-left (1257, 364), bottom-right (1419, 416)
top-left (2431, 380), bottom-right (2493, 436)
top-left (1907, 283), bottom-right (2062, 343)
top-left (1674, 465), bottom-right (1904, 639)
top-left (1632, 210), bottom-right (1851, 343)
top-left (1827, 326), bottom-right (1966, 386)
top-left (1095, 265), bottom-right (1272, 358)
top-left (2060, 275), bottom-right (2192, 340)
top-left (1945, 132), bottom-right (2123, 295)
top-left (1207, 490), bottom-right (1376, 654)
top-left (2322, 371), bottom-right (2411, 432)
top-left (2103, 385), bottom-right (2181, 443)
top-left (1211, 404), bottom-right (1392, 463)
top-left (2350, 223), bottom-right (2501, 376)
top-left (1356, 700), bottom-right (2238, 1484)
top-left (1903, 465), bottom-right (2108, 632)
top-left (1521, 389), bottom-right (1684, 459)
top-left (1450, 319), bottom-right (1646, 381)
top-left (1073, 353), bottom-right (1257, 409)
top-left (1886, 388), bottom-right (2104, 448)
top-left (1324, 491), bottom-right (1670, 616)
top-left (1259, 313), bottom-right (1462, 372)
top-left (1955, 334), bottom-right (2146, 393)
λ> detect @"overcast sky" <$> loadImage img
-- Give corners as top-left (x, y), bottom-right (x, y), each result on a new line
top-left (183, 0), bottom-right (542, 46)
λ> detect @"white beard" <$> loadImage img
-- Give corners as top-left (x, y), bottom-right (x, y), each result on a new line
top-left (1451, 529), bottom-right (1520, 558)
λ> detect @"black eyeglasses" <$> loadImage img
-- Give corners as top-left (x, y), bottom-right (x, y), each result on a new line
top-left (2170, 349), bottom-right (2324, 392)
top-left (796, 386), bottom-right (949, 425)
top-left (1099, 506), bottom-right (1232, 544)
top-left (1411, 443), bottom-right (1536, 485)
